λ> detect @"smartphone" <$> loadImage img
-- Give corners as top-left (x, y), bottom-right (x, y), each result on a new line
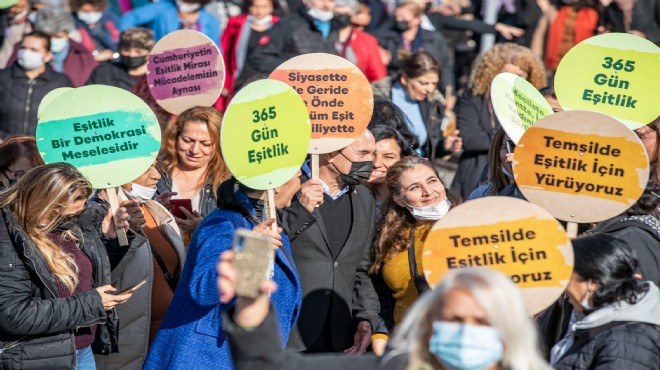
top-left (170, 199), bottom-right (193, 219)
top-left (116, 280), bottom-right (147, 295)
top-left (232, 228), bottom-right (274, 299)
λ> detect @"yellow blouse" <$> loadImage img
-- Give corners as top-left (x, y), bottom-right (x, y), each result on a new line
top-left (381, 224), bottom-right (433, 325)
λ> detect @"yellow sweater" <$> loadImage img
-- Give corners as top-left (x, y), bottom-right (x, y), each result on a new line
top-left (381, 224), bottom-right (433, 326)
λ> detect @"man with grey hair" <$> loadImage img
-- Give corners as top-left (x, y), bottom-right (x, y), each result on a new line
top-left (33, 7), bottom-right (96, 86)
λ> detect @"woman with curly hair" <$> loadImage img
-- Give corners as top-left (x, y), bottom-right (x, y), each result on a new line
top-left (451, 43), bottom-right (546, 199)
top-left (369, 156), bottom-right (460, 354)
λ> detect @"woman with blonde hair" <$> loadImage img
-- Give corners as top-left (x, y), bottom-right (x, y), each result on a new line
top-left (451, 43), bottom-right (546, 198)
top-left (220, 264), bottom-right (552, 370)
top-left (0, 163), bottom-right (134, 369)
top-left (156, 106), bottom-right (231, 242)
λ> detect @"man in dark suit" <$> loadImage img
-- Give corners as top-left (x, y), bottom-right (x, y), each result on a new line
top-left (279, 129), bottom-right (380, 353)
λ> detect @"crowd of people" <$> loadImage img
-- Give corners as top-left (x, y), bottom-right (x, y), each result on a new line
top-left (0, 0), bottom-right (659, 369)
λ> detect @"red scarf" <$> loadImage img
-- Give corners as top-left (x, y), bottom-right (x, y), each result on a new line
top-left (545, 6), bottom-right (598, 70)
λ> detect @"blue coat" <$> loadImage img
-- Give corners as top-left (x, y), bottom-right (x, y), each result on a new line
top-left (143, 191), bottom-right (302, 370)
top-left (118, 0), bottom-right (220, 44)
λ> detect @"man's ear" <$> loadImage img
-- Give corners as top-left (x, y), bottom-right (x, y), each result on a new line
top-left (43, 51), bottom-right (54, 63)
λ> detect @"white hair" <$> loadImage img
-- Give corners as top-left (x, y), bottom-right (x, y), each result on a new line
top-left (388, 268), bottom-right (552, 370)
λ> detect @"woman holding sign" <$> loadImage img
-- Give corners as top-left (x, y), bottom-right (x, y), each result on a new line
top-left (452, 43), bottom-right (546, 198)
top-left (144, 176), bottom-right (303, 370)
top-left (156, 106), bottom-right (231, 242)
top-left (369, 156), bottom-right (459, 354)
top-left (0, 163), bottom-right (134, 370)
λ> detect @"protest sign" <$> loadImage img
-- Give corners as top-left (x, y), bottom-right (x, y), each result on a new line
top-left (269, 53), bottom-right (373, 154)
top-left (221, 79), bottom-right (310, 190)
top-left (0, 0), bottom-right (17, 9)
top-left (147, 30), bottom-right (224, 114)
top-left (36, 85), bottom-right (161, 189)
top-left (423, 197), bottom-right (574, 315)
top-left (513, 111), bottom-right (649, 223)
top-left (38, 87), bottom-right (73, 119)
top-left (554, 33), bottom-right (660, 130)
top-left (491, 72), bottom-right (553, 144)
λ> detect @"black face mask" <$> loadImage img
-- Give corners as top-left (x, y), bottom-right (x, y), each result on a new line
top-left (395, 20), bottom-right (409, 32)
top-left (334, 13), bottom-right (352, 28)
top-left (337, 151), bottom-right (373, 186)
top-left (120, 55), bottom-right (147, 68)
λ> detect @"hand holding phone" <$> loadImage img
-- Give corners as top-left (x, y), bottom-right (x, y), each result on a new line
top-left (170, 199), bottom-right (193, 219)
top-left (232, 228), bottom-right (274, 299)
top-left (116, 280), bottom-right (147, 295)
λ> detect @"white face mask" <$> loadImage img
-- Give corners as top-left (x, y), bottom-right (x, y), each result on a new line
top-left (308, 7), bottom-right (334, 21)
top-left (17, 49), bottom-right (45, 70)
top-left (247, 14), bottom-right (273, 26)
top-left (501, 164), bottom-right (513, 178)
top-left (12, 9), bottom-right (29, 22)
top-left (401, 197), bottom-right (451, 221)
top-left (581, 289), bottom-right (593, 311)
top-left (176, 0), bottom-right (201, 13)
top-left (50, 37), bottom-right (69, 53)
top-left (77, 11), bottom-right (103, 25)
top-left (128, 183), bottom-right (157, 200)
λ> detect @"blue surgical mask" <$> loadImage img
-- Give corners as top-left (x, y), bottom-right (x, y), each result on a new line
top-left (429, 321), bottom-right (503, 370)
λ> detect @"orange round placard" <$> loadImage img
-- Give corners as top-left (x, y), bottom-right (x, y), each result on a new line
top-left (269, 53), bottom-right (373, 154)
top-left (423, 197), bottom-right (573, 316)
top-left (513, 111), bottom-right (649, 223)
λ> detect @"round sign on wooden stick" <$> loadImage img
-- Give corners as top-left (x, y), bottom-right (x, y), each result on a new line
top-left (490, 72), bottom-right (554, 144)
top-left (0, 0), bottom-right (17, 9)
top-left (513, 111), bottom-right (649, 223)
top-left (423, 197), bottom-right (574, 316)
top-left (147, 30), bottom-right (225, 114)
top-left (554, 33), bottom-right (660, 130)
top-left (36, 85), bottom-right (161, 189)
top-left (221, 79), bottom-right (311, 190)
top-left (269, 53), bottom-right (373, 154)
top-left (38, 87), bottom-right (73, 120)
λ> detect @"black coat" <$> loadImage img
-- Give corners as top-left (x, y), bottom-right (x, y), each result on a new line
top-left (553, 322), bottom-right (660, 370)
top-left (87, 62), bottom-right (139, 91)
top-left (0, 207), bottom-right (116, 369)
top-left (451, 91), bottom-right (499, 198)
top-left (0, 64), bottom-right (73, 137)
top-left (249, 8), bottom-right (343, 74)
top-left (593, 215), bottom-right (660, 287)
top-left (375, 27), bottom-right (455, 90)
top-left (224, 307), bottom-right (408, 370)
top-left (600, 0), bottom-right (660, 45)
top-left (279, 184), bottom-right (380, 352)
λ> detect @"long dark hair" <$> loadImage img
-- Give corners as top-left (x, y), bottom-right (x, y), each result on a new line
top-left (572, 234), bottom-right (649, 310)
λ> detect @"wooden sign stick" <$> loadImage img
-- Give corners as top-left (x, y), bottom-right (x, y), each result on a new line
top-left (566, 222), bottom-right (578, 239)
top-left (106, 187), bottom-right (129, 246)
top-left (266, 188), bottom-right (278, 232)
top-left (311, 154), bottom-right (320, 207)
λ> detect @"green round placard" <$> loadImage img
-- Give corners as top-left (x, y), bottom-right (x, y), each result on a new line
top-left (36, 85), bottom-right (161, 188)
